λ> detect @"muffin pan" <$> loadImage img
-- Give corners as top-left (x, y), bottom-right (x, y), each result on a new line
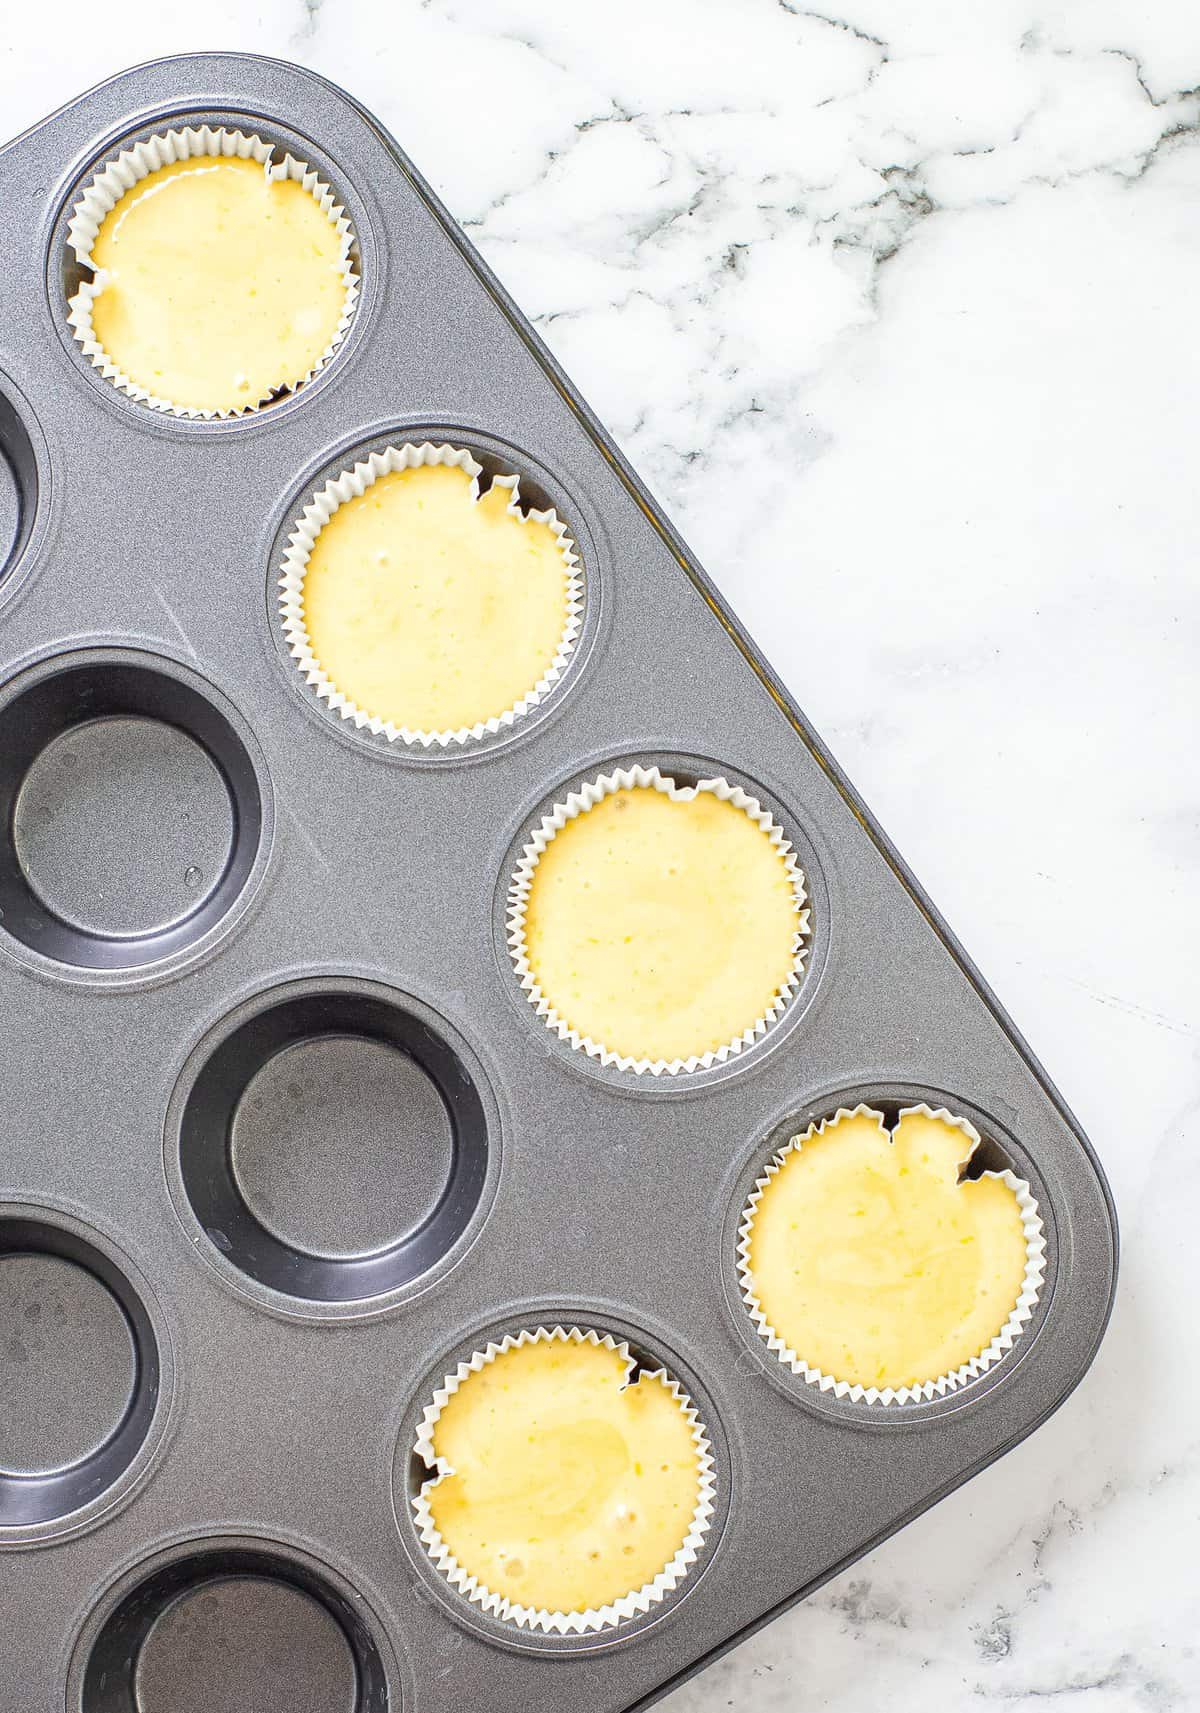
top-left (0, 53), bottom-right (1117, 1713)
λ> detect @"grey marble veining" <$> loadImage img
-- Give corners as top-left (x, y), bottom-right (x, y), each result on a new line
top-left (3, 4), bottom-right (1197, 1708)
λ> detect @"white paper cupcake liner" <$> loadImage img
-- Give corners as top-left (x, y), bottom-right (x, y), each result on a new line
top-left (278, 442), bottom-right (584, 748)
top-left (506, 765), bottom-right (810, 1075)
top-left (738, 1102), bottom-right (1047, 1406)
top-left (412, 1326), bottom-right (717, 1634)
top-left (66, 125), bottom-right (359, 418)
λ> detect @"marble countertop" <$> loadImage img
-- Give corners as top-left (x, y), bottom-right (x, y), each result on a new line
top-left (3, 3), bottom-right (1196, 1708)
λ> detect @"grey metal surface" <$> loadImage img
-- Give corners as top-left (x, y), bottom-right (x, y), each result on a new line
top-left (131, 1576), bottom-right (360, 1713)
top-left (228, 1034), bottom-right (456, 1261)
top-left (0, 51), bottom-right (1117, 1713)
top-left (0, 1254), bottom-right (136, 1478)
top-left (14, 716), bottom-right (234, 939)
top-left (72, 1539), bottom-right (394, 1713)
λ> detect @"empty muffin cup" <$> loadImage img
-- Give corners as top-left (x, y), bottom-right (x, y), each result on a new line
top-left (737, 1103), bottom-right (1047, 1405)
top-left (0, 650), bottom-right (266, 974)
top-left (66, 125), bottom-right (358, 417)
top-left (411, 1325), bottom-right (717, 1635)
top-left (75, 1540), bottom-right (391, 1713)
top-left (507, 765), bottom-right (810, 1075)
top-left (0, 381), bottom-right (39, 596)
top-left (166, 978), bottom-right (496, 1312)
top-left (278, 441), bottom-right (583, 748)
top-left (0, 1212), bottom-right (164, 1535)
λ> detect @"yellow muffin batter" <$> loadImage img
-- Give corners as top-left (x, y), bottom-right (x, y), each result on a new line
top-left (301, 464), bottom-right (572, 734)
top-left (523, 783), bottom-right (801, 1063)
top-left (744, 1107), bottom-right (1029, 1391)
top-left (425, 1337), bottom-right (702, 1615)
top-left (84, 156), bottom-right (349, 412)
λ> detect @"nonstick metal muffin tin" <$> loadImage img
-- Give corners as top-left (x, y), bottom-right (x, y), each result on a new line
top-left (0, 52), bottom-right (1118, 1713)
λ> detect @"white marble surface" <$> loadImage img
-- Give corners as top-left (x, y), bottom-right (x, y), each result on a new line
top-left (3, 3), bottom-right (1198, 1707)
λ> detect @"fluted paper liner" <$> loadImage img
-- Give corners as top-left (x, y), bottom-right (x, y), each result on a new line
top-left (278, 442), bottom-right (583, 748)
top-left (507, 765), bottom-right (810, 1075)
top-left (411, 1326), bottom-right (716, 1634)
top-left (738, 1102), bottom-right (1047, 1405)
top-left (66, 126), bottom-right (358, 417)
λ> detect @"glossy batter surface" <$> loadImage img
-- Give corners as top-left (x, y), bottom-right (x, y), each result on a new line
top-left (747, 1107), bottom-right (1029, 1389)
top-left (524, 784), bottom-right (800, 1062)
top-left (302, 464), bottom-right (571, 732)
top-left (87, 156), bottom-right (348, 411)
top-left (426, 1339), bottom-right (701, 1614)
